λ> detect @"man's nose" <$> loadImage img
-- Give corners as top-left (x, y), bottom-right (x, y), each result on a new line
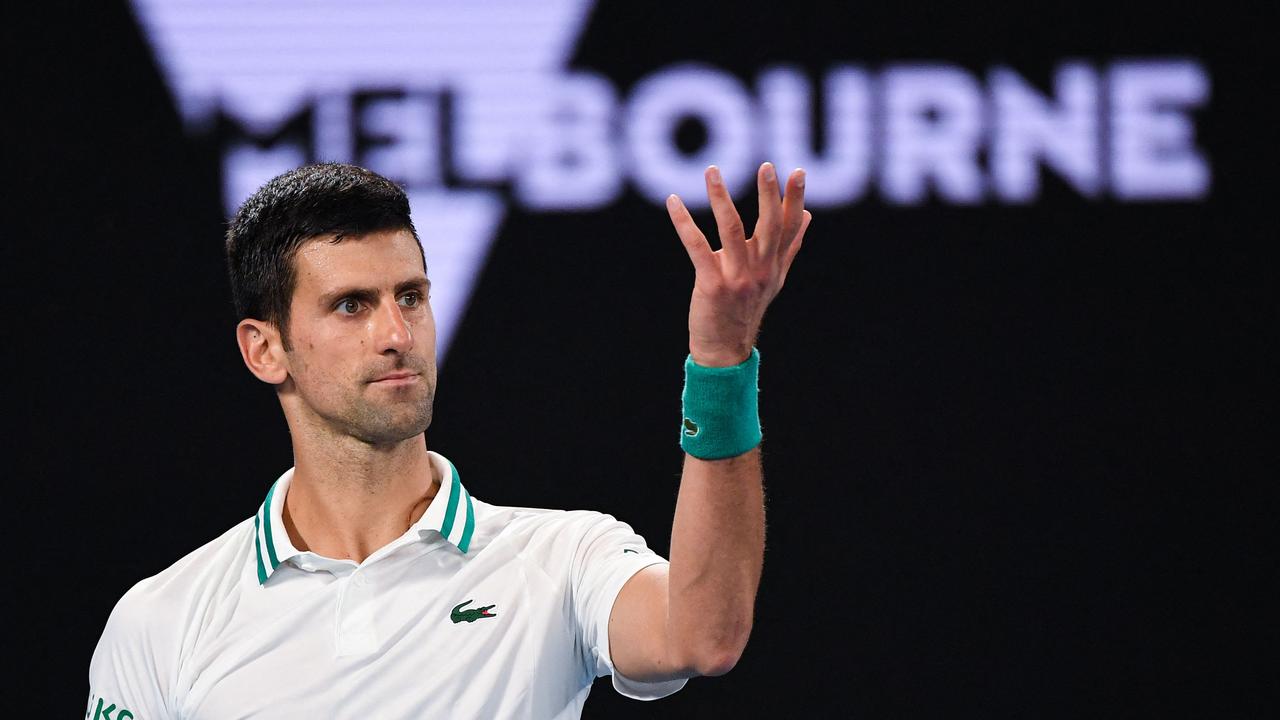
top-left (373, 299), bottom-right (413, 354)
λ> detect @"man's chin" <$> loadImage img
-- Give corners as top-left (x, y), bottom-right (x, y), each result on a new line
top-left (343, 406), bottom-right (434, 446)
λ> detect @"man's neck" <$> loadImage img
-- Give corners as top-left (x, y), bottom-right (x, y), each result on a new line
top-left (282, 428), bottom-right (441, 564)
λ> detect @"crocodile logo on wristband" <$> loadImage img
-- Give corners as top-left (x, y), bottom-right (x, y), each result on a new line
top-left (682, 418), bottom-right (700, 437)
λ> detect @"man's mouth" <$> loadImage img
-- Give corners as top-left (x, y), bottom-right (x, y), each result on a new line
top-left (370, 371), bottom-right (420, 385)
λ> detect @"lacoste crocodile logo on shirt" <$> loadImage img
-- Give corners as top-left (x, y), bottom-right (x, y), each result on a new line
top-left (451, 599), bottom-right (498, 623)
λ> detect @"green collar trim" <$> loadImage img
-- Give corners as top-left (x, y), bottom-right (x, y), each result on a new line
top-left (255, 454), bottom-right (475, 586)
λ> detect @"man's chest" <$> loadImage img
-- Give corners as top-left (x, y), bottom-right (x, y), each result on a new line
top-left (178, 549), bottom-right (585, 719)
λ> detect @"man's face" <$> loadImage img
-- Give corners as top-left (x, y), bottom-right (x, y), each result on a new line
top-left (281, 228), bottom-right (437, 445)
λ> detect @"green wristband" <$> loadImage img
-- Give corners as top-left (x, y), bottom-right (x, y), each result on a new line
top-left (680, 348), bottom-right (762, 460)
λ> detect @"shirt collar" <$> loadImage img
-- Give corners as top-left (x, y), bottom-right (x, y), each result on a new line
top-left (253, 451), bottom-right (476, 585)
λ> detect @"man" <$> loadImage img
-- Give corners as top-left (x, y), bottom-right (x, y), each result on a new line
top-left (88, 161), bottom-right (810, 718)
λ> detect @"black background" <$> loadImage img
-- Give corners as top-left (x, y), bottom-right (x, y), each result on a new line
top-left (8, 1), bottom-right (1274, 717)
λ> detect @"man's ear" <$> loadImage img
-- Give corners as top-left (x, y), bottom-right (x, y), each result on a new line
top-left (236, 318), bottom-right (289, 385)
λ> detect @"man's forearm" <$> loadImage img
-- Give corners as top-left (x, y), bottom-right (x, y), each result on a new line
top-left (639, 161), bottom-right (807, 677)
top-left (666, 447), bottom-right (765, 675)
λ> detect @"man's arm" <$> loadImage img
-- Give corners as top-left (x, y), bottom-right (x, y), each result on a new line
top-left (88, 581), bottom-right (177, 719)
top-left (609, 161), bottom-right (811, 681)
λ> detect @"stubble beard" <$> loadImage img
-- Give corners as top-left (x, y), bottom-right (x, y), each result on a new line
top-left (286, 346), bottom-right (439, 447)
top-left (341, 373), bottom-right (437, 445)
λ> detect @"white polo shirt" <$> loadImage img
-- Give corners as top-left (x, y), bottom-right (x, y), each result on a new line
top-left (88, 451), bottom-right (685, 719)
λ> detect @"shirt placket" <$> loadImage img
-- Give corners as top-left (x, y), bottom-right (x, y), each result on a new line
top-left (335, 566), bottom-right (379, 657)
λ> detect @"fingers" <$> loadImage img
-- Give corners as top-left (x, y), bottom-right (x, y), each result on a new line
top-left (777, 168), bottom-right (806, 261)
top-left (755, 162), bottom-right (783, 258)
top-left (666, 194), bottom-right (717, 276)
top-left (674, 163), bottom-right (808, 280)
top-left (779, 210), bottom-right (811, 285)
top-left (705, 166), bottom-right (747, 270)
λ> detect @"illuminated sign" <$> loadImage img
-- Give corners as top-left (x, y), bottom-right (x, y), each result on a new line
top-left (130, 0), bottom-right (1211, 358)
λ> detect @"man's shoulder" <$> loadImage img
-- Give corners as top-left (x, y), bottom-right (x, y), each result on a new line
top-left (477, 500), bottom-right (620, 534)
top-left (105, 517), bottom-right (256, 634)
top-left (91, 516), bottom-right (257, 686)
top-left (475, 500), bottom-right (644, 555)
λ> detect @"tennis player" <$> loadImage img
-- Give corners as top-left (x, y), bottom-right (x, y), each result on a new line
top-left (87, 161), bottom-right (810, 719)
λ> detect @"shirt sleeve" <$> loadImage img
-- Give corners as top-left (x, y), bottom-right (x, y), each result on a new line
top-left (87, 581), bottom-right (176, 719)
top-left (569, 512), bottom-right (688, 701)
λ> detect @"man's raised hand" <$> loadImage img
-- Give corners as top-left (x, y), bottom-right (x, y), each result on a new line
top-left (666, 162), bottom-right (811, 367)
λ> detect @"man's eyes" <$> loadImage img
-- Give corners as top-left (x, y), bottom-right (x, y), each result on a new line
top-left (334, 293), bottom-right (424, 315)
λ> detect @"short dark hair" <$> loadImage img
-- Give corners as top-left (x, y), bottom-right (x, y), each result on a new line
top-left (225, 163), bottom-right (422, 344)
